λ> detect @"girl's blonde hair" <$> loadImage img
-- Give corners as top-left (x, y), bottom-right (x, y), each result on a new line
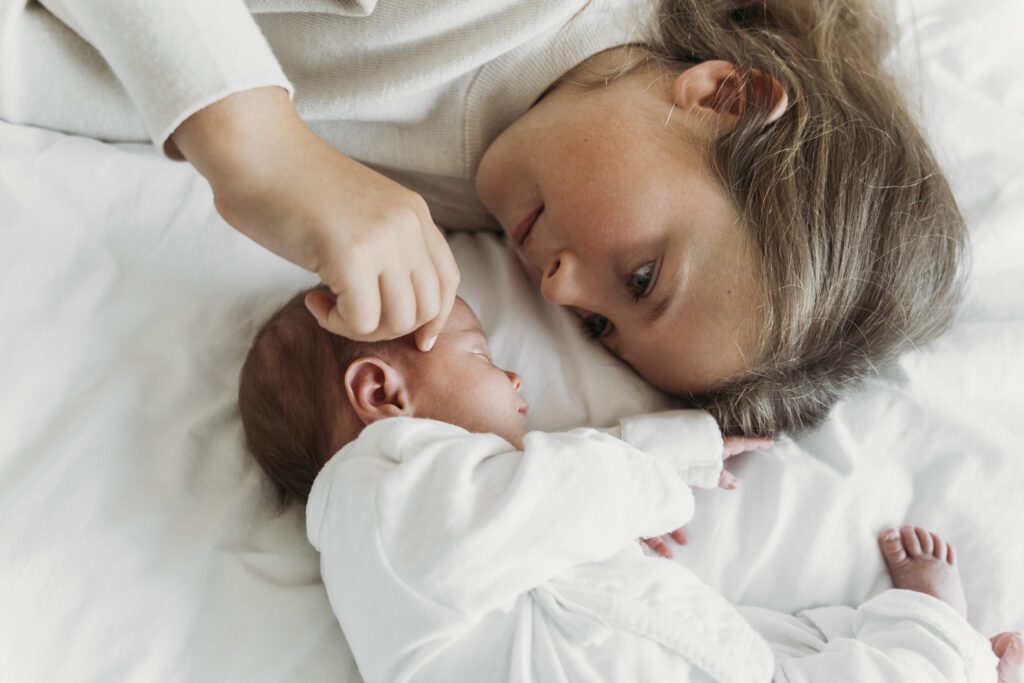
top-left (646, 0), bottom-right (968, 435)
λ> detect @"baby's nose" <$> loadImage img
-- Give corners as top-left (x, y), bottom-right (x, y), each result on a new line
top-left (505, 370), bottom-right (522, 392)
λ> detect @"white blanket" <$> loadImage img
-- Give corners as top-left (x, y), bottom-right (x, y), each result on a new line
top-left (1, 0), bottom-right (1022, 679)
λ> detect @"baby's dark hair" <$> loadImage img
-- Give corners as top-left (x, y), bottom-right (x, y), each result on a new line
top-left (238, 286), bottom-right (389, 507)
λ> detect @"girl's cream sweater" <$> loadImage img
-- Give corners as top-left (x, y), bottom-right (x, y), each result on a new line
top-left (1, 0), bottom-right (655, 229)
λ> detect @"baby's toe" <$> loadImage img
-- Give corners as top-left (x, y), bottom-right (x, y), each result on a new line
top-left (901, 527), bottom-right (923, 557)
top-left (878, 529), bottom-right (908, 566)
top-left (915, 527), bottom-right (934, 556)
top-left (994, 633), bottom-right (1024, 683)
top-left (1010, 633), bottom-right (1024, 661)
top-left (994, 632), bottom-right (1024, 661)
top-left (930, 532), bottom-right (946, 561)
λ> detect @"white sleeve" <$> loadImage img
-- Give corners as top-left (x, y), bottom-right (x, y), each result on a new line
top-left (745, 590), bottom-right (999, 683)
top-left (320, 418), bottom-right (696, 617)
top-left (37, 0), bottom-right (293, 154)
top-left (602, 410), bottom-right (724, 489)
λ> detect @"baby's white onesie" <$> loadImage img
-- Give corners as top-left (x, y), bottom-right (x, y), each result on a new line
top-left (305, 413), bottom-right (997, 683)
top-left (742, 595), bottom-right (997, 682)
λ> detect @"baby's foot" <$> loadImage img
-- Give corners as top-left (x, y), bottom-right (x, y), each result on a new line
top-left (992, 632), bottom-right (1024, 683)
top-left (878, 527), bottom-right (967, 618)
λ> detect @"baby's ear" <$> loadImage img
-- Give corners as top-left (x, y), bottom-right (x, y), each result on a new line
top-left (344, 357), bottom-right (412, 425)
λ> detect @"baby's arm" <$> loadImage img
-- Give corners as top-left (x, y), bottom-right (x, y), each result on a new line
top-left (602, 410), bottom-right (725, 489)
top-left (604, 410), bottom-right (772, 557)
top-left (317, 418), bottom-right (696, 618)
top-left (605, 410), bottom-right (775, 489)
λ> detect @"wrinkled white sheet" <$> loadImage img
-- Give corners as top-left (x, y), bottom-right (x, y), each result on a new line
top-left (1, 0), bottom-right (1022, 680)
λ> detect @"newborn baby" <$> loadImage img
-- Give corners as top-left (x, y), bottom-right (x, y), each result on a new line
top-left (239, 286), bottom-right (1020, 683)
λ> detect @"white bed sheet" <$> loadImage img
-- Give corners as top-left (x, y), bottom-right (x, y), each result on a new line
top-left (1, 0), bottom-right (1022, 680)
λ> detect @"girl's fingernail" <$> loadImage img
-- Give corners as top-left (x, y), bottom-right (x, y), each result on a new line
top-left (422, 335), bottom-right (437, 351)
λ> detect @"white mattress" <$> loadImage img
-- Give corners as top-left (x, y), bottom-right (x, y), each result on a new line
top-left (1, 0), bottom-right (1022, 679)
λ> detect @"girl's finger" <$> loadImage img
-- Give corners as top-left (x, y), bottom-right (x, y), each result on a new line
top-left (326, 263), bottom-right (383, 339)
top-left (306, 281), bottom-right (381, 340)
top-left (378, 268), bottom-right (418, 339)
top-left (414, 227), bottom-right (460, 351)
top-left (304, 288), bottom-right (337, 330)
top-left (718, 470), bottom-right (739, 490)
top-left (411, 267), bottom-right (442, 329)
top-left (669, 528), bottom-right (688, 545)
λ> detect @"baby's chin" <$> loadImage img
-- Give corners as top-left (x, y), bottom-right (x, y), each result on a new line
top-left (494, 421), bottom-right (527, 451)
top-left (421, 413), bottom-right (525, 449)
top-left (505, 431), bottom-right (526, 451)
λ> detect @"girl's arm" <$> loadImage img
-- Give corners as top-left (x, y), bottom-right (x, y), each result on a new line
top-left (312, 419), bottom-right (696, 617)
top-left (171, 87), bottom-right (460, 350)
top-left (37, 0), bottom-right (291, 155)
top-left (37, 1), bottom-right (459, 349)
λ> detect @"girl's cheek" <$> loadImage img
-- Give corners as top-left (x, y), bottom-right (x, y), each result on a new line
top-left (515, 256), bottom-right (544, 286)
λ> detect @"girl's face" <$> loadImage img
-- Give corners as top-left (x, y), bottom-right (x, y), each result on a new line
top-left (475, 60), bottom-right (766, 395)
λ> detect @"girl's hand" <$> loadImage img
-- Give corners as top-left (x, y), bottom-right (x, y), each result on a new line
top-left (172, 87), bottom-right (460, 350)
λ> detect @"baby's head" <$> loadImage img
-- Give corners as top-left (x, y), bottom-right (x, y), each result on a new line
top-left (239, 286), bottom-right (527, 506)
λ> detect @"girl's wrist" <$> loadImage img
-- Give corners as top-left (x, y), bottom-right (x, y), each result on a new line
top-left (170, 86), bottom-right (309, 197)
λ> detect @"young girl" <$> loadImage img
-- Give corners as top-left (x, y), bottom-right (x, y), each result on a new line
top-left (0, 0), bottom-right (967, 435)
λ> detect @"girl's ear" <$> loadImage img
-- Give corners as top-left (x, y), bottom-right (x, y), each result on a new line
top-left (344, 357), bottom-right (413, 425)
top-left (672, 60), bottom-right (788, 131)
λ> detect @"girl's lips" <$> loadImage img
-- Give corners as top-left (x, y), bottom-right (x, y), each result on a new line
top-left (513, 206), bottom-right (543, 246)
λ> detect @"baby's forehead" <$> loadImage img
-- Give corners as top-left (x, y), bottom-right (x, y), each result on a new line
top-left (442, 298), bottom-right (487, 338)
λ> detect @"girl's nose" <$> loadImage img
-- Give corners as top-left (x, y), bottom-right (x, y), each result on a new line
top-left (539, 249), bottom-right (583, 306)
top-left (505, 370), bottom-right (522, 392)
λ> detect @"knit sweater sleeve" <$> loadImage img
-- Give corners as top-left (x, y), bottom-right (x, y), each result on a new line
top-left (38, 0), bottom-right (293, 154)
